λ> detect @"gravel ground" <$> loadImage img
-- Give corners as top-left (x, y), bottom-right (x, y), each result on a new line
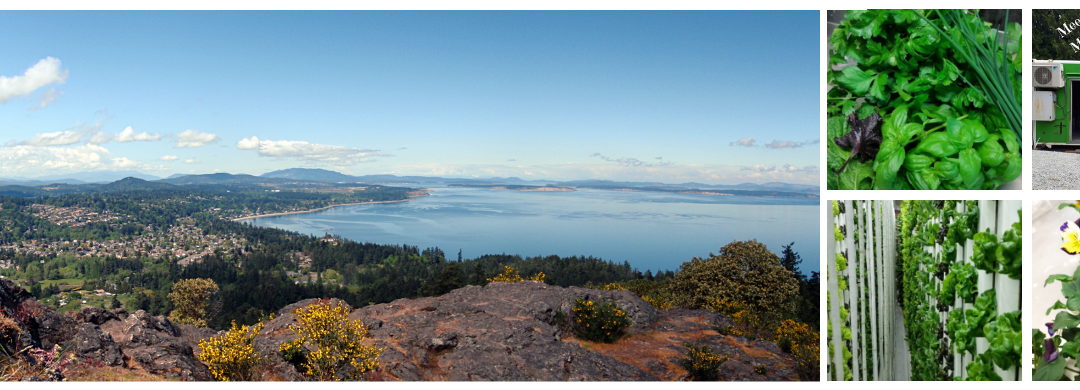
top-left (1035, 149), bottom-right (1080, 189)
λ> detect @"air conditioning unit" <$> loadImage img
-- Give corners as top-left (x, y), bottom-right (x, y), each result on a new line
top-left (1034, 64), bottom-right (1065, 88)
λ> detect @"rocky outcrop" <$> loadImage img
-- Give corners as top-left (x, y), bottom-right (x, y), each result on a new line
top-left (1, 277), bottom-right (802, 381)
top-left (257, 281), bottom-right (800, 381)
top-left (0, 278), bottom-right (215, 381)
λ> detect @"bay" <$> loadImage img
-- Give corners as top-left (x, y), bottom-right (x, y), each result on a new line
top-left (246, 187), bottom-right (820, 275)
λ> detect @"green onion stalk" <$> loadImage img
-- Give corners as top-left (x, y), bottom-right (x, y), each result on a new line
top-left (920, 9), bottom-right (1020, 149)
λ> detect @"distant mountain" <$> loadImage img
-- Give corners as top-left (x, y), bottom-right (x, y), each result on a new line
top-left (159, 173), bottom-right (287, 186)
top-left (100, 177), bottom-right (176, 191)
top-left (165, 173), bottom-right (189, 179)
top-left (261, 168), bottom-right (359, 183)
top-left (29, 170), bottom-right (164, 183)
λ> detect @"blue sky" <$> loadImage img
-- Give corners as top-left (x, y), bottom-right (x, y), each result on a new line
top-left (0, 11), bottom-right (819, 185)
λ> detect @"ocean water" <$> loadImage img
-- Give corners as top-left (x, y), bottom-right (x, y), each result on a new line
top-left (246, 187), bottom-right (820, 275)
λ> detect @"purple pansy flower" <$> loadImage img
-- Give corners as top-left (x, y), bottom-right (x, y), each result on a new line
top-left (1048, 322), bottom-right (1056, 336)
top-left (1064, 222), bottom-right (1071, 232)
top-left (1046, 338), bottom-right (1059, 363)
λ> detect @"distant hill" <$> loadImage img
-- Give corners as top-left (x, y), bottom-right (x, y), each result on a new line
top-left (260, 168), bottom-right (358, 182)
top-left (159, 173), bottom-right (288, 186)
top-left (100, 177), bottom-right (176, 191)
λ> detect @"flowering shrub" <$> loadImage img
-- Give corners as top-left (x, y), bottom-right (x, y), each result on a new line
top-left (679, 342), bottom-right (728, 381)
top-left (571, 298), bottom-right (630, 343)
top-left (753, 363), bottom-right (768, 375)
top-left (197, 320), bottom-right (265, 381)
top-left (168, 278), bottom-right (219, 328)
top-left (708, 298), bottom-right (770, 341)
top-left (279, 300), bottom-right (385, 381)
top-left (487, 265), bottom-right (545, 283)
top-left (594, 280), bottom-right (672, 311)
top-left (773, 319), bottom-right (819, 381)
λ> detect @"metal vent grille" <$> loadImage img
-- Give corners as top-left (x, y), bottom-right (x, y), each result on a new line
top-left (1035, 66), bottom-right (1053, 85)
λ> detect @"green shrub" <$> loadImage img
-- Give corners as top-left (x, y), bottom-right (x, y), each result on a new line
top-left (665, 240), bottom-right (798, 318)
top-left (168, 278), bottom-right (218, 327)
top-left (754, 363), bottom-right (768, 375)
top-left (680, 342), bottom-right (728, 381)
top-left (571, 298), bottom-right (630, 343)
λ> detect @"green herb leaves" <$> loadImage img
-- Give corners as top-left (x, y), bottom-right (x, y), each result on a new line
top-left (827, 9), bottom-right (1022, 190)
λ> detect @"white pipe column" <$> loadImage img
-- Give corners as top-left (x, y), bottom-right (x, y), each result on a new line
top-left (861, 201), bottom-right (870, 380)
top-left (845, 200), bottom-right (860, 381)
top-left (828, 202), bottom-right (844, 380)
top-left (994, 200), bottom-right (1020, 381)
top-left (952, 201), bottom-right (965, 379)
top-left (975, 200), bottom-right (997, 359)
top-left (868, 201), bottom-right (880, 381)
top-left (885, 201), bottom-right (894, 381)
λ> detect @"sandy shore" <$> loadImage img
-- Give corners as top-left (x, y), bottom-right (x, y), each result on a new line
top-left (230, 199), bottom-right (410, 222)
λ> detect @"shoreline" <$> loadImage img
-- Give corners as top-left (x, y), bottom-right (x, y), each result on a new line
top-left (230, 199), bottom-right (413, 222)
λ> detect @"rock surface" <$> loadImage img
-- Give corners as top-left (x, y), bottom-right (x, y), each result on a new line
top-left (0, 278), bottom-right (215, 381)
top-left (258, 281), bottom-right (801, 381)
top-left (1, 277), bottom-right (802, 381)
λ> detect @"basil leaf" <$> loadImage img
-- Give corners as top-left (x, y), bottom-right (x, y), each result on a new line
top-left (874, 139), bottom-right (905, 189)
top-left (914, 132), bottom-right (959, 158)
top-left (957, 149), bottom-right (982, 188)
top-left (903, 153), bottom-right (935, 171)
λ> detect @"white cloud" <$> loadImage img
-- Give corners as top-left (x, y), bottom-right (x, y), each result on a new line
top-left (764, 139), bottom-right (820, 149)
top-left (237, 136), bottom-right (389, 166)
top-left (175, 129), bottom-right (220, 148)
top-left (7, 130), bottom-right (84, 147)
top-left (0, 144), bottom-right (110, 174)
top-left (236, 136), bottom-right (260, 150)
top-left (185, 158), bottom-right (198, 164)
top-left (29, 88), bottom-right (62, 111)
top-left (111, 157), bottom-right (143, 169)
top-left (0, 57), bottom-right (68, 103)
top-left (160, 155), bottom-right (178, 161)
top-left (114, 126), bottom-right (162, 142)
top-left (730, 137), bottom-right (756, 147)
top-left (591, 153), bottom-right (672, 167)
top-left (88, 131), bottom-right (112, 144)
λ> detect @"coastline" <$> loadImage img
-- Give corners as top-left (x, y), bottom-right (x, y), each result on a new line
top-left (230, 197), bottom-right (419, 222)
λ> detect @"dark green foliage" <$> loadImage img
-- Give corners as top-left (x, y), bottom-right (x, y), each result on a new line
top-left (1033, 10), bottom-right (1080, 61)
top-left (419, 261), bottom-right (465, 296)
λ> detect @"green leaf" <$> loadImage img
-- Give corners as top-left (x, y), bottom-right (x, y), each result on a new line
top-left (957, 149), bottom-right (982, 189)
top-left (868, 72), bottom-right (889, 102)
top-left (1046, 274), bottom-right (1076, 287)
top-left (1034, 355), bottom-right (1067, 381)
top-left (874, 139), bottom-right (905, 189)
top-left (882, 105), bottom-right (909, 140)
top-left (903, 153), bottom-right (935, 171)
top-left (1047, 300), bottom-right (1068, 316)
top-left (839, 160), bottom-right (874, 190)
top-left (945, 117), bottom-right (975, 149)
top-left (836, 66), bottom-right (876, 96)
top-left (1068, 296), bottom-right (1080, 312)
top-left (914, 132), bottom-right (959, 158)
top-left (1056, 311), bottom-right (1080, 329)
top-left (907, 168), bottom-right (940, 190)
top-left (976, 136), bottom-right (1005, 167)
